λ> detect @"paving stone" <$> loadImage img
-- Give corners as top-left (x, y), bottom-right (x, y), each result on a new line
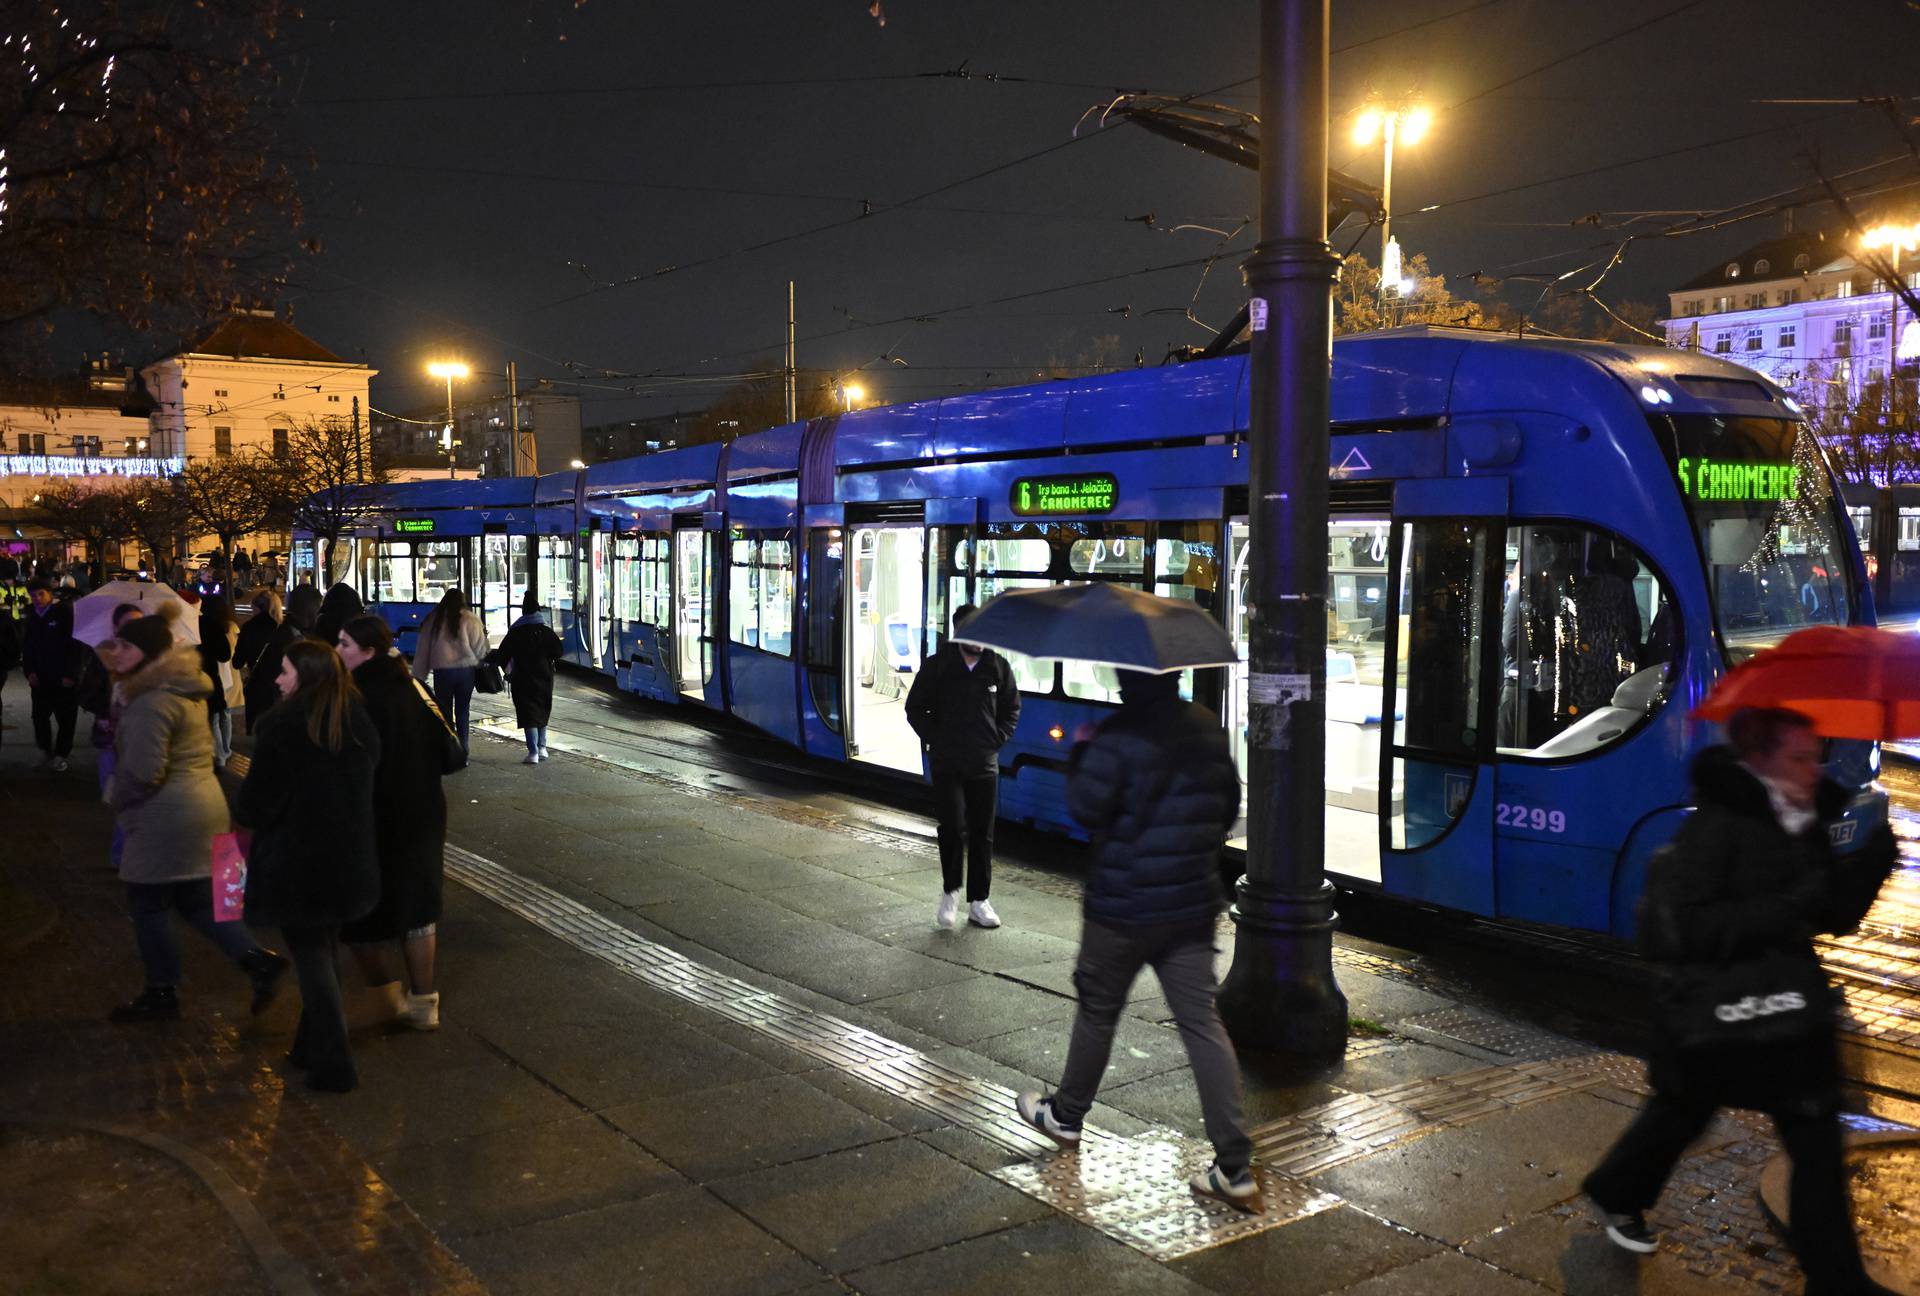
top-left (864, 976), bottom-right (1077, 1044)
top-left (709, 1136), bottom-right (1049, 1272)
top-left (1315, 1093), bottom-right (1634, 1244)
top-left (1466, 1212), bottom-right (1766, 1295)
top-left (476, 1001), bottom-right (785, 1109)
top-left (1171, 1203), bottom-right (1444, 1296)
top-left (1327, 1250), bottom-right (1550, 1294)
top-left (321, 1056), bottom-right (584, 1154)
top-left (372, 1114), bottom-right (684, 1236)
top-left (1102, 1060), bottom-right (1350, 1135)
top-left (847, 1214), bottom-right (1213, 1295)
top-left (969, 1015), bottom-right (1192, 1092)
top-left (1334, 966), bottom-right (1462, 1025)
top-left (765, 874), bottom-right (923, 920)
top-left (601, 1074), bottom-right (899, 1179)
top-left (879, 924), bottom-right (1083, 974)
top-left (454, 1189), bottom-right (825, 1296)
top-left (1326, 1040), bottom-right (1493, 1091)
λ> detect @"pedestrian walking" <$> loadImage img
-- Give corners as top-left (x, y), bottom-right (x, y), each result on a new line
top-left (0, 600), bottom-right (17, 744)
top-left (199, 596), bottom-right (239, 765)
top-left (1015, 668), bottom-right (1260, 1213)
top-left (905, 604), bottom-right (1019, 929)
top-left (234, 589), bottom-right (281, 683)
top-left (487, 593), bottom-right (562, 764)
top-left (78, 603), bottom-right (145, 865)
top-left (243, 584), bottom-right (319, 734)
top-left (235, 639), bottom-right (380, 1093)
top-left (313, 581), bottom-right (364, 649)
top-left (411, 588), bottom-right (488, 758)
top-left (101, 616), bottom-right (288, 1024)
top-left (335, 614), bottom-right (453, 1030)
top-left (1583, 708), bottom-right (1897, 1292)
top-left (21, 578), bottom-right (82, 771)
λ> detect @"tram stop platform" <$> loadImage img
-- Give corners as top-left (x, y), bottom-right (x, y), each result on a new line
top-left (2, 682), bottom-right (1917, 1296)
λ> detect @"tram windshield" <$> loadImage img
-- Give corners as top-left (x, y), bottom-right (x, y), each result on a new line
top-left (1651, 413), bottom-right (1852, 664)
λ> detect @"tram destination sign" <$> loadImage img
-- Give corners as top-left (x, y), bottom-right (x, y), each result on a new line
top-left (1010, 472), bottom-right (1119, 517)
top-left (1675, 456), bottom-right (1800, 503)
top-left (394, 518), bottom-right (436, 534)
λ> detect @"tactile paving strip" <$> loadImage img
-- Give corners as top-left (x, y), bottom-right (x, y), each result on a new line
top-left (442, 845), bottom-right (1334, 1258)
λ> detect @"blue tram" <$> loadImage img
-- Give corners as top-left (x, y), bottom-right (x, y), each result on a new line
top-left (299, 327), bottom-right (1887, 938)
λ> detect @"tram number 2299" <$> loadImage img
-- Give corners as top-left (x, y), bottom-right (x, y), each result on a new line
top-left (1495, 803), bottom-right (1566, 834)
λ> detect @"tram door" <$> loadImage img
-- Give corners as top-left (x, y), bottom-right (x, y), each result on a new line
top-left (844, 516), bottom-right (925, 773)
top-left (472, 531), bottom-right (515, 642)
top-left (671, 520), bottom-right (709, 698)
top-left (586, 529), bottom-right (611, 667)
top-left (1226, 514), bottom-right (1391, 885)
top-left (1377, 493), bottom-right (1505, 915)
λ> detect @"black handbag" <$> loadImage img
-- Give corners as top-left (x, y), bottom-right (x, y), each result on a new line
top-left (1660, 950), bottom-right (1835, 1050)
top-left (474, 659), bottom-right (505, 695)
top-left (409, 676), bottom-right (467, 773)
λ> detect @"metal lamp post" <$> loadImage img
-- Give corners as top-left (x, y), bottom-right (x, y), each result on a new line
top-left (1216, 0), bottom-right (1350, 1059)
top-left (428, 361), bottom-right (469, 479)
top-left (1351, 100), bottom-right (1431, 307)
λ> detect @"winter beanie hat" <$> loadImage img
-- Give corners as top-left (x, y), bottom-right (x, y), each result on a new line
top-left (117, 616), bottom-right (175, 667)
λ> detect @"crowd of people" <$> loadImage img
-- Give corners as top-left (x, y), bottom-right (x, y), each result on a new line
top-left (0, 559), bottom-right (568, 1095)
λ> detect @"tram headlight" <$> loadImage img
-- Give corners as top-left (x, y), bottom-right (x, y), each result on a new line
top-left (1639, 385), bottom-right (1661, 404)
top-left (1871, 742), bottom-right (1882, 777)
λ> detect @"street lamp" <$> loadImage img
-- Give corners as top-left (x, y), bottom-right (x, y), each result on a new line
top-left (427, 361), bottom-right (469, 479)
top-left (840, 381), bottom-right (867, 413)
top-left (568, 458), bottom-right (586, 470)
top-left (1351, 100), bottom-right (1432, 303)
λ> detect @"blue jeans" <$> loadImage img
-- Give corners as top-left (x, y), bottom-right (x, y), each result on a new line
top-left (433, 667), bottom-right (476, 755)
top-left (125, 879), bottom-right (262, 987)
top-left (524, 725), bottom-right (546, 755)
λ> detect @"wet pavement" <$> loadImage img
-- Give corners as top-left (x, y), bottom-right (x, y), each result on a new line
top-left (5, 677), bottom-right (1920, 1293)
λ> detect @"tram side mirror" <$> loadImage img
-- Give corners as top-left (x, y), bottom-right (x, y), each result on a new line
top-left (1706, 518), bottom-right (1766, 567)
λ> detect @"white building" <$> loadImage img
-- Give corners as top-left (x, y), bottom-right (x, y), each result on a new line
top-left (1663, 229), bottom-right (1920, 404)
top-left (142, 310), bottom-right (377, 460)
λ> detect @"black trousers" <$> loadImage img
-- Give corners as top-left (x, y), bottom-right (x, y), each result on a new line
top-left (1584, 1091), bottom-right (1868, 1294)
top-left (932, 771), bottom-right (997, 901)
top-left (30, 683), bottom-right (77, 756)
top-left (283, 924), bottom-right (356, 1090)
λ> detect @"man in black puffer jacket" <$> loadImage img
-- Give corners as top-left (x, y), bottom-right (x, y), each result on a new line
top-left (1584, 707), bottom-right (1895, 1293)
top-left (1015, 669), bottom-right (1261, 1213)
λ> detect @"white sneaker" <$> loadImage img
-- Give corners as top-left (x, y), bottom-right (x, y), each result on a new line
top-left (538, 746), bottom-right (550, 759)
top-left (399, 991), bottom-right (440, 1031)
top-left (523, 752), bottom-right (541, 765)
top-left (935, 890), bottom-right (960, 929)
top-left (968, 898), bottom-right (1001, 929)
top-left (1016, 1091), bottom-right (1082, 1149)
top-left (49, 756), bottom-right (68, 773)
top-left (1190, 1161), bottom-right (1264, 1214)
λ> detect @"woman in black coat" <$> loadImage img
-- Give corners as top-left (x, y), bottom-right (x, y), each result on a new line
top-left (313, 582), bottom-right (365, 651)
top-left (244, 584), bottom-right (320, 734)
top-left (488, 593), bottom-right (563, 764)
top-left (234, 639), bottom-right (380, 1093)
top-left (335, 614), bottom-right (451, 1030)
top-left (198, 595), bottom-right (237, 766)
top-left (1584, 707), bottom-right (1896, 1292)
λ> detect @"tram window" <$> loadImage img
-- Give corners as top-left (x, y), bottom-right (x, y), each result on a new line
top-left (1497, 524), bottom-right (1675, 760)
top-left (729, 537), bottom-right (759, 648)
top-left (1846, 506), bottom-right (1873, 554)
top-left (926, 527), bottom-right (951, 655)
top-left (1069, 530), bottom-right (1146, 576)
top-left (966, 534), bottom-right (1050, 575)
top-left (615, 536), bottom-right (642, 621)
top-left (538, 536), bottom-right (574, 611)
top-left (640, 536), bottom-right (669, 626)
top-left (372, 542), bottom-right (415, 604)
top-left (728, 534), bottom-right (793, 655)
top-left (1900, 509), bottom-right (1920, 552)
top-left (415, 541), bottom-right (461, 604)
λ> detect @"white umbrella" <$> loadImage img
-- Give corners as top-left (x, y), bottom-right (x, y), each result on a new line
top-left (72, 580), bottom-right (201, 647)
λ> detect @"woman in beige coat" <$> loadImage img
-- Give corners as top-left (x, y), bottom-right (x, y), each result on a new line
top-left (410, 588), bottom-right (488, 758)
top-left (104, 617), bottom-right (287, 1023)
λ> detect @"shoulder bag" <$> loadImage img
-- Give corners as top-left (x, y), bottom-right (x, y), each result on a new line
top-left (1644, 900), bottom-right (1835, 1049)
top-left (409, 675), bottom-right (468, 773)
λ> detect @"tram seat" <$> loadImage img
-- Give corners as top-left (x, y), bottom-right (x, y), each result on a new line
top-left (1526, 665), bottom-right (1667, 759)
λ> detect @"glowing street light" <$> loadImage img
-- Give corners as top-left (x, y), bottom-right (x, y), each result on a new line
top-left (841, 381), bottom-right (867, 412)
top-left (427, 361), bottom-right (469, 479)
top-left (1350, 99), bottom-right (1433, 303)
top-left (569, 458), bottom-right (586, 470)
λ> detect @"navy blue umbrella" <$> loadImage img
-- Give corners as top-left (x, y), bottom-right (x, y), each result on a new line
top-left (953, 583), bottom-right (1238, 674)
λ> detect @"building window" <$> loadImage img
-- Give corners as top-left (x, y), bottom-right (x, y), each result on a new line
top-left (327, 394), bottom-right (342, 403)
top-left (1745, 293), bottom-right (1767, 310)
top-left (214, 388), bottom-right (228, 397)
top-left (1874, 279), bottom-right (1888, 295)
top-left (1779, 325), bottom-right (1796, 349)
top-left (1754, 259), bottom-right (1771, 275)
top-left (272, 387), bottom-right (287, 400)
top-left (1725, 263), bottom-right (1741, 279)
top-left (1713, 295), bottom-right (1733, 313)
top-left (1794, 253), bottom-right (1811, 270)
top-left (1744, 329), bottom-right (1763, 352)
top-left (1837, 280), bottom-right (1854, 299)
top-left (1778, 288), bottom-right (1800, 305)
top-left (1681, 299), bottom-right (1702, 317)
top-left (1836, 320), bottom-right (1854, 346)
top-left (1713, 333), bottom-right (1732, 355)
top-left (272, 427), bottom-right (289, 458)
top-left (1869, 361), bottom-right (1887, 386)
top-left (213, 426), bottom-right (232, 457)
top-left (1871, 316), bottom-right (1889, 341)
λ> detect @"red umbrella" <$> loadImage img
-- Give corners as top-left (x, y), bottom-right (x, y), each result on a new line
top-left (1694, 625), bottom-right (1920, 740)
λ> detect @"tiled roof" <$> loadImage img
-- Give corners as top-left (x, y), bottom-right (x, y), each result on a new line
top-left (1676, 231), bottom-right (1847, 293)
top-left (185, 313), bottom-right (350, 364)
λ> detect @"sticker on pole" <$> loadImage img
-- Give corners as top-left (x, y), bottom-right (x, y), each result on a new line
top-left (1249, 297), bottom-right (1269, 333)
top-left (1247, 672), bottom-right (1311, 751)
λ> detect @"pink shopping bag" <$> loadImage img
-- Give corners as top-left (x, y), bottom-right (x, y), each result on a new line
top-left (211, 832), bottom-right (248, 923)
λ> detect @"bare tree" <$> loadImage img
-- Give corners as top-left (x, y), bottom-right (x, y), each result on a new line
top-left (1334, 253), bottom-right (1488, 336)
top-left (0, 1), bottom-right (303, 355)
top-left (176, 453), bottom-right (277, 573)
top-left (692, 364), bottom-right (846, 443)
top-left (1798, 361), bottom-right (1920, 489)
top-left (32, 478), bottom-right (135, 567)
top-left (125, 478), bottom-right (197, 574)
top-left (262, 418), bottom-right (392, 585)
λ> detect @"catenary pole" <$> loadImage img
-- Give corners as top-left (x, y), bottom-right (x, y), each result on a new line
top-left (786, 281), bottom-right (798, 425)
top-left (1217, 0), bottom-right (1349, 1058)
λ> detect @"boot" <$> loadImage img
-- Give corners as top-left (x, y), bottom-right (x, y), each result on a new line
top-left (241, 950), bottom-right (290, 1016)
top-left (345, 980), bottom-right (407, 1029)
top-left (399, 991), bottom-right (440, 1032)
top-left (110, 986), bottom-right (180, 1024)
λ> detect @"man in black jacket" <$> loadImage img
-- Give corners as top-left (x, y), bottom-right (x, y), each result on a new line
top-left (1583, 708), bottom-right (1895, 1292)
top-left (21, 579), bottom-right (81, 771)
top-left (1015, 669), bottom-right (1260, 1213)
top-left (905, 604), bottom-right (1020, 929)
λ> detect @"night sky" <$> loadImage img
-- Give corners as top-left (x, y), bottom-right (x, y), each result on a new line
top-left (278, 0), bottom-right (1920, 425)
